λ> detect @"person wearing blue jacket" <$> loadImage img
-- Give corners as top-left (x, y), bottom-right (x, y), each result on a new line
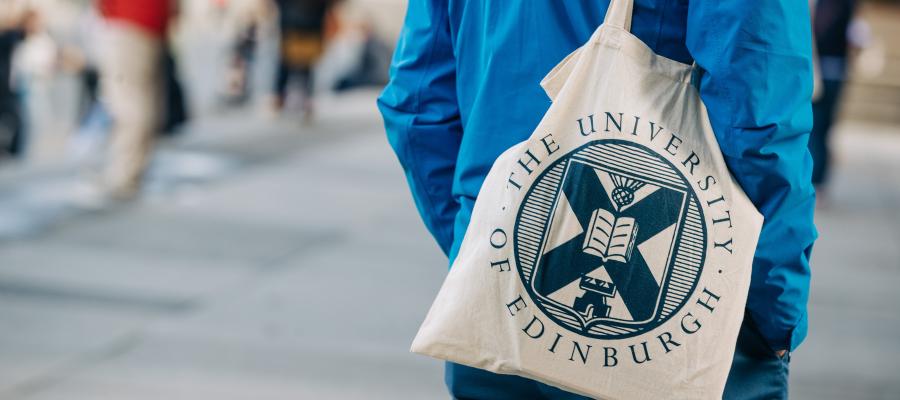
top-left (378, 0), bottom-right (817, 398)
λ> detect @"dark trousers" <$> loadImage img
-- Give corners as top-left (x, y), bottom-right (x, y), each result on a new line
top-left (0, 94), bottom-right (23, 156)
top-left (274, 61), bottom-right (313, 101)
top-left (446, 314), bottom-right (789, 400)
top-left (808, 79), bottom-right (845, 185)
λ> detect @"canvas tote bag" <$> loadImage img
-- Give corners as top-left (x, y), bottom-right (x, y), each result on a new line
top-left (411, 0), bottom-right (764, 398)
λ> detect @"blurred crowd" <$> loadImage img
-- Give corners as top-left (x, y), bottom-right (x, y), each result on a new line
top-left (0, 0), bottom-right (891, 207)
top-left (0, 0), bottom-right (392, 204)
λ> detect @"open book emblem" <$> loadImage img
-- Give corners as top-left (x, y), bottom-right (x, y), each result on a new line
top-left (582, 208), bottom-right (638, 264)
top-left (517, 141), bottom-right (706, 339)
top-left (573, 175), bottom-right (645, 320)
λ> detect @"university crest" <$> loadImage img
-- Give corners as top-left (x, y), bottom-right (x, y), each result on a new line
top-left (514, 140), bottom-right (707, 339)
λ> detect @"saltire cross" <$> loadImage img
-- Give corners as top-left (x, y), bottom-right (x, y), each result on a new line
top-left (533, 160), bottom-right (685, 324)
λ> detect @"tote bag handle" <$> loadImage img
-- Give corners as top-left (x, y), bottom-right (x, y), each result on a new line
top-left (603, 0), bottom-right (634, 32)
top-left (604, 0), bottom-right (702, 85)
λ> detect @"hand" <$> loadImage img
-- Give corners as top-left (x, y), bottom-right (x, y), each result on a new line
top-left (775, 349), bottom-right (787, 358)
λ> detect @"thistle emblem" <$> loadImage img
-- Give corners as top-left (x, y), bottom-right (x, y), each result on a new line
top-left (610, 174), bottom-right (646, 209)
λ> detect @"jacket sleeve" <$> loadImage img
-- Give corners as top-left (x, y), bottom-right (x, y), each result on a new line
top-left (376, 0), bottom-right (461, 256)
top-left (686, 0), bottom-right (818, 351)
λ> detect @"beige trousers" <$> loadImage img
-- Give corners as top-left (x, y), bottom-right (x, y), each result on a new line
top-left (100, 22), bottom-right (163, 195)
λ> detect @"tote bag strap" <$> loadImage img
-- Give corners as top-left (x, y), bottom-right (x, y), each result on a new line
top-left (603, 0), bottom-right (634, 32)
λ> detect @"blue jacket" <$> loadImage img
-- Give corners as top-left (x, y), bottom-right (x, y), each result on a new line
top-left (377, 0), bottom-right (817, 352)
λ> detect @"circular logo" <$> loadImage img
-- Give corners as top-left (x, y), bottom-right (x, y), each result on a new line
top-left (514, 139), bottom-right (707, 339)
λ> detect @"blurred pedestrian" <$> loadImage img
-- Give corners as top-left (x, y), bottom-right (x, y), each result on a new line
top-left (272, 0), bottom-right (330, 120)
top-left (0, 6), bottom-right (27, 158)
top-left (160, 43), bottom-right (189, 136)
top-left (379, 0), bottom-right (816, 399)
top-left (809, 0), bottom-right (862, 198)
top-left (333, 22), bottom-right (390, 91)
top-left (13, 8), bottom-right (60, 161)
top-left (220, 0), bottom-right (276, 105)
top-left (97, 0), bottom-right (175, 199)
top-left (224, 22), bottom-right (257, 104)
top-left (67, 5), bottom-right (109, 164)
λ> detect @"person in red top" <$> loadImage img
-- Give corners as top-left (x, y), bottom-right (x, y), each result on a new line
top-left (96, 0), bottom-right (175, 199)
top-left (99, 0), bottom-right (172, 37)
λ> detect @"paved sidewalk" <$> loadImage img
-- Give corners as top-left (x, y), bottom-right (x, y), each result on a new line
top-left (789, 122), bottom-right (900, 400)
top-left (0, 92), bottom-right (897, 399)
top-left (0, 91), bottom-right (447, 400)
